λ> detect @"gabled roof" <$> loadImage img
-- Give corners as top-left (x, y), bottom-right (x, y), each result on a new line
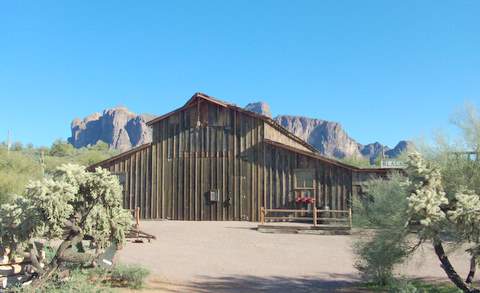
top-left (147, 92), bottom-right (318, 153)
top-left (87, 142), bottom-right (152, 171)
top-left (264, 139), bottom-right (388, 173)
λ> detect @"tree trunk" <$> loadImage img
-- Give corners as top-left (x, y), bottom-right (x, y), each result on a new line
top-left (31, 228), bottom-right (84, 289)
top-left (466, 256), bottom-right (477, 284)
top-left (433, 238), bottom-right (480, 293)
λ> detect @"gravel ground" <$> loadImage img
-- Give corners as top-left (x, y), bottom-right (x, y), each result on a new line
top-left (117, 221), bottom-right (470, 292)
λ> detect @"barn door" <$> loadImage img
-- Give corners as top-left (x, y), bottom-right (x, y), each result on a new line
top-left (240, 176), bottom-right (248, 220)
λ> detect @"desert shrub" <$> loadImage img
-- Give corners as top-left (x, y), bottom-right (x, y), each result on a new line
top-left (353, 174), bottom-right (411, 285)
top-left (340, 156), bottom-right (373, 168)
top-left (363, 279), bottom-right (461, 293)
top-left (0, 140), bottom-right (117, 204)
top-left (0, 148), bottom-right (43, 203)
top-left (108, 264), bottom-right (150, 289)
top-left (388, 279), bottom-right (462, 293)
top-left (353, 173), bottom-right (409, 228)
top-left (17, 264), bottom-right (150, 292)
top-left (17, 268), bottom-right (112, 293)
top-left (387, 279), bottom-right (419, 293)
top-left (49, 139), bottom-right (75, 157)
top-left (355, 228), bottom-right (409, 286)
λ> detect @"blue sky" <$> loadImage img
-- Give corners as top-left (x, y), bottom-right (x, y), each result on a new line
top-left (1, 1), bottom-right (479, 148)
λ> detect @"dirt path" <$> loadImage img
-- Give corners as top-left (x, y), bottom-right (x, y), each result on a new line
top-left (117, 221), bottom-right (470, 292)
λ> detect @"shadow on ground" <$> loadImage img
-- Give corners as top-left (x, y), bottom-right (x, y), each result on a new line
top-left (146, 274), bottom-right (367, 293)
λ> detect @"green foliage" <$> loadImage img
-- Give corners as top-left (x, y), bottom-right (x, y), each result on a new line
top-left (0, 140), bottom-right (117, 205)
top-left (49, 139), bottom-right (75, 157)
top-left (355, 230), bottom-right (409, 286)
top-left (17, 264), bottom-right (150, 292)
top-left (363, 279), bottom-right (462, 293)
top-left (450, 102), bottom-right (480, 152)
top-left (19, 268), bottom-right (113, 293)
top-left (353, 173), bottom-right (410, 228)
top-left (108, 264), bottom-right (151, 289)
top-left (353, 174), bottom-right (411, 286)
top-left (340, 156), bottom-right (373, 168)
top-left (0, 147), bottom-right (43, 203)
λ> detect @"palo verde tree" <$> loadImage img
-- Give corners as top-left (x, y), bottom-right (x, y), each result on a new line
top-left (353, 173), bottom-right (411, 285)
top-left (0, 164), bottom-right (132, 288)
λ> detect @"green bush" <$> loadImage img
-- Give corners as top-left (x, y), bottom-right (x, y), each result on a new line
top-left (353, 173), bottom-right (409, 229)
top-left (0, 148), bottom-right (43, 203)
top-left (14, 264), bottom-right (150, 292)
top-left (389, 279), bottom-right (462, 293)
top-left (0, 140), bottom-right (117, 205)
top-left (355, 229), bottom-right (408, 286)
top-left (17, 269), bottom-right (112, 293)
top-left (109, 264), bottom-right (150, 289)
top-left (363, 279), bottom-right (461, 293)
top-left (353, 174), bottom-right (411, 286)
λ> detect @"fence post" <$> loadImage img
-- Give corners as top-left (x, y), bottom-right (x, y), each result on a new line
top-left (349, 207), bottom-right (352, 228)
top-left (313, 200), bottom-right (317, 227)
top-left (260, 207), bottom-right (265, 224)
top-left (135, 207), bottom-right (140, 238)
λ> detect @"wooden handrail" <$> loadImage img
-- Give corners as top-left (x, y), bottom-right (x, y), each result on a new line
top-left (264, 209), bottom-right (349, 214)
top-left (261, 204), bottom-right (352, 228)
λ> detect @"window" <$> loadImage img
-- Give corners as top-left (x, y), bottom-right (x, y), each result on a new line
top-left (294, 169), bottom-right (315, 189)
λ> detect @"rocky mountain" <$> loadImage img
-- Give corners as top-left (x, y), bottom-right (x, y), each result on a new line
top-left (245, 102), bottom-right (272, 118)
top-left (68, 107), bottom-right (154, 152)
top-left (274, 115), bottom-right (363, 158)
top-left (249, 102), bottom-right (413, 162)
top-left (68, 101), bottom-right (412, 162)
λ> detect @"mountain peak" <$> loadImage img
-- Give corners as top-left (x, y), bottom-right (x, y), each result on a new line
top-left (244, 102), bottom-right (272, 118)
top-left (68, 107), bottom-right (153, 151)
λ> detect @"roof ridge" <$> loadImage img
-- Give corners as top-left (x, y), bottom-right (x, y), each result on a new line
top-left (146, 93), bottom-right (319, 153)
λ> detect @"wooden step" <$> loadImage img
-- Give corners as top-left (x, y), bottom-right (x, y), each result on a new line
top-left (257, 224), bottom-right (351, 235)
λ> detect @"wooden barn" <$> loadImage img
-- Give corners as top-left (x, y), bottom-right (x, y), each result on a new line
top-left (90, 93), bottom-right (387, 221)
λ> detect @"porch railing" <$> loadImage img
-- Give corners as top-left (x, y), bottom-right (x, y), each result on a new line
top-left (260, 202), bottom-right (352, 228)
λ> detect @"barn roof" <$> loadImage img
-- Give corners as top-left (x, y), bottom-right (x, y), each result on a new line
top-left (147, 92), bottom-right (318, 153)
top-left (87, 142), bottom-right (152, 171)
top-left (264, 139), bottom-right (388, 173)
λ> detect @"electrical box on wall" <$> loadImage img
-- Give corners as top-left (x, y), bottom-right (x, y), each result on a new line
top-left (209, 190), bottom-right (219, 202)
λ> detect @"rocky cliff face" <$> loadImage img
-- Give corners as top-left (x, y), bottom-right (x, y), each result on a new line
top-left (246, 102), bottom-right (413, 162)
top-left (245, 102), bottom-right (272, 118)
top-left (69, 101), bottom-right (412, 162)
top-left (274, 115), bottom-right (362, 158)
top-left (68, 107), bottom-right (154, 152)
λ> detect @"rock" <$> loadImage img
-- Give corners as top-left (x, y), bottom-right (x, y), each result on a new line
top-left (359, 142), bottom-right (388, 164)
top-left (274, 115), bottom-right (413, 162)
top-left (245, 102), bottom-right (272, 118)
top-left (385, 140), bottom-right (415, 158)
top-left (68, 107), bottom-right (154, 151)
top-left (274, 115), bottom-right (362, 159)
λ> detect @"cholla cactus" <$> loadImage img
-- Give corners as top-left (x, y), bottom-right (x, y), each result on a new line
top-left (406, 152), bottom-right (449, 230)
top-left (448, 189), bottom-right (480, 241)
top-left (0, 164), bottom-right (132, 282)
